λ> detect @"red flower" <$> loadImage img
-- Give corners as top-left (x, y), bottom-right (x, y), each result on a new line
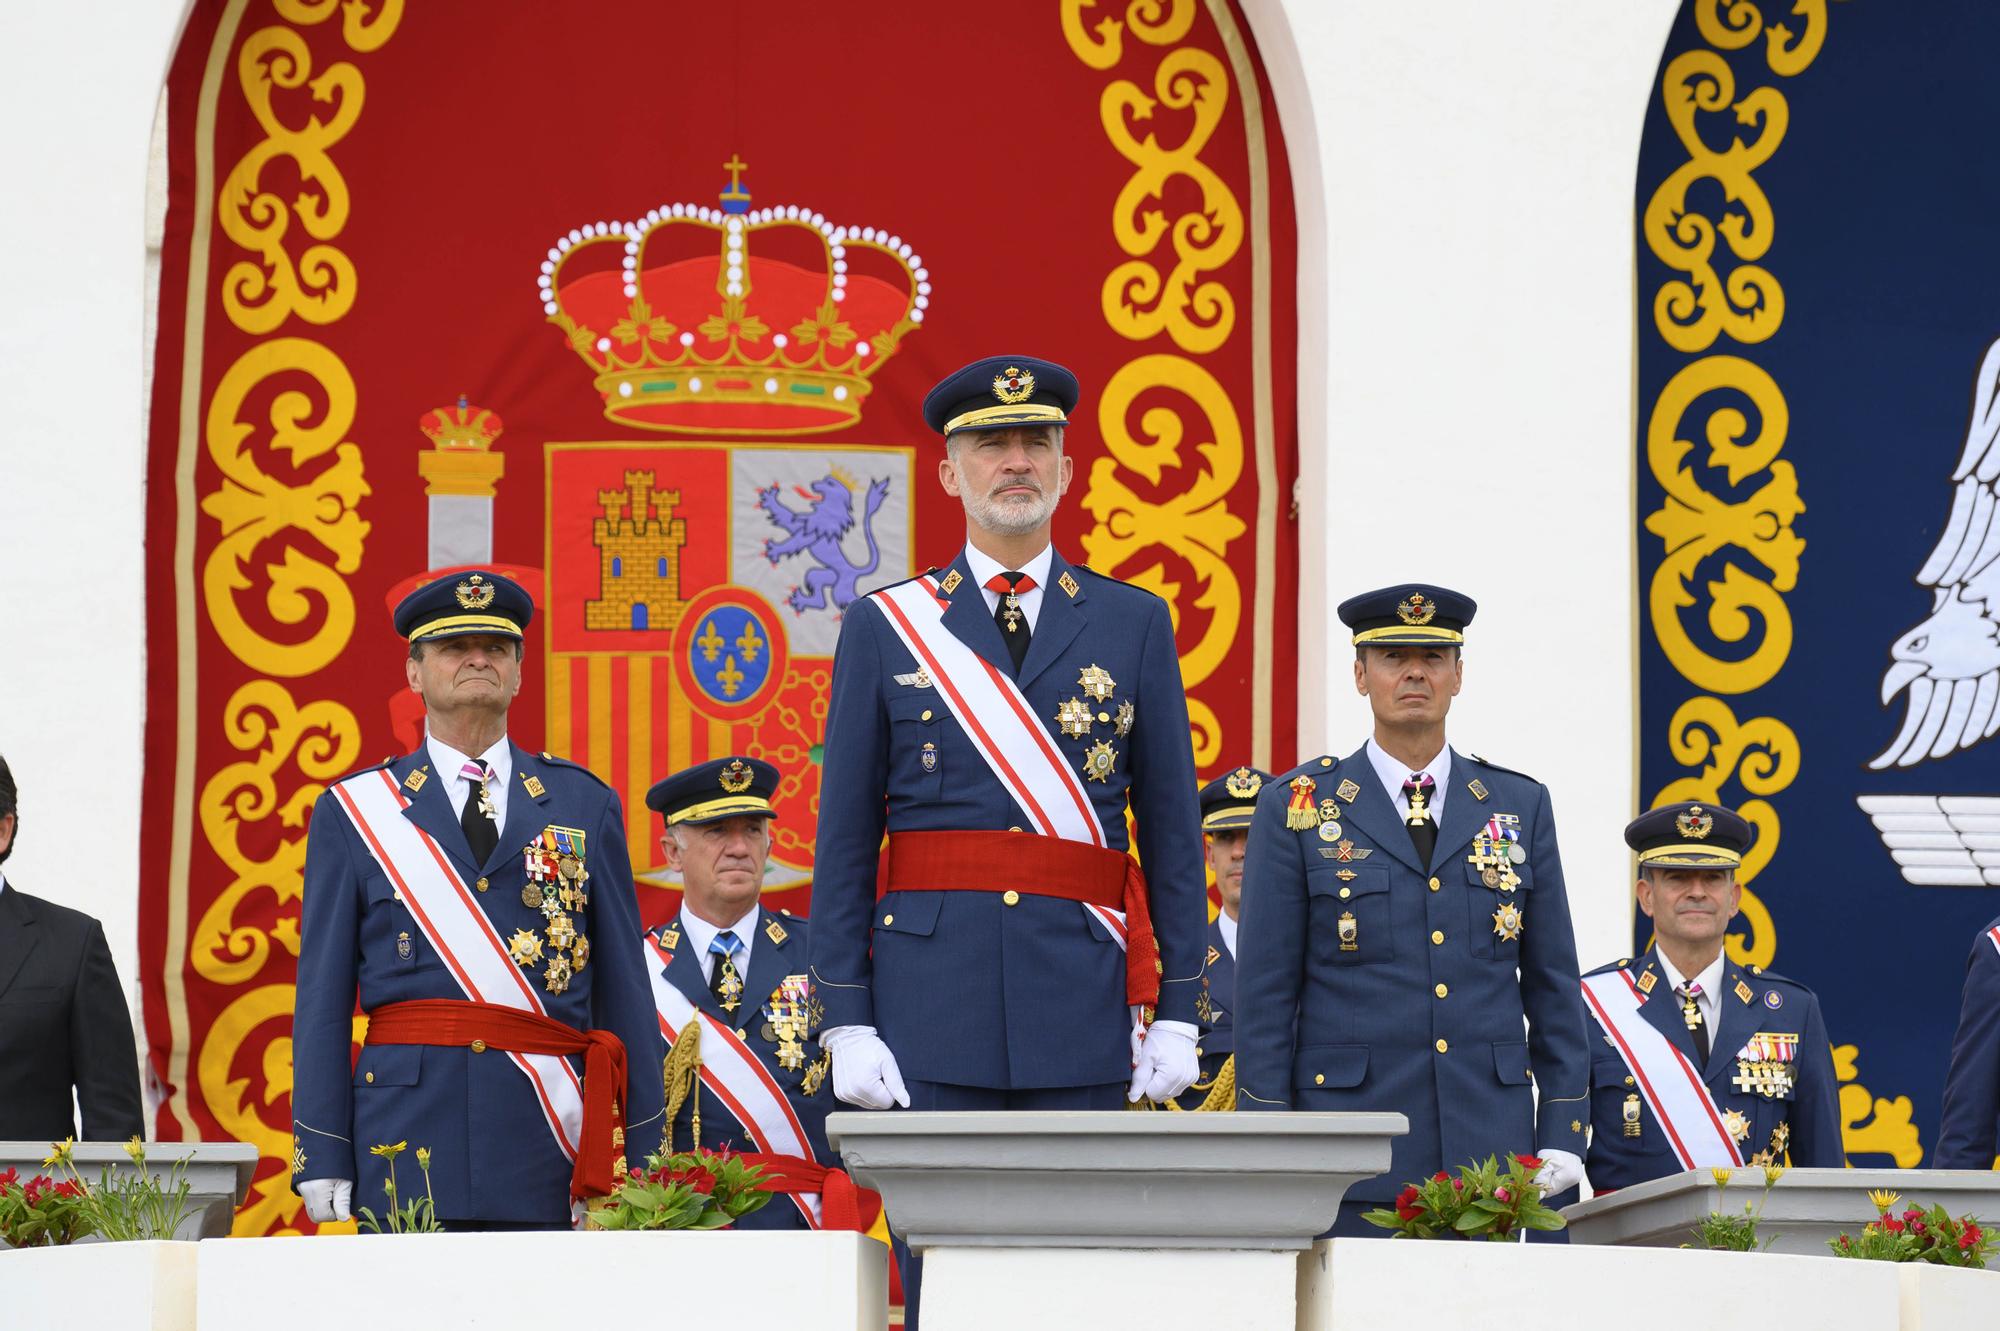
top-left (53, 1180), bottom-right (83, 1200)
top-left (1884, 1217), bottom-right (1905, 1234)
top-left (1431, 1171), bottom-right (1451, 1182)
top-left (0, 1167), bottom-right (18, 1192)
top-left (669, 1166), bottom-right (717, 1196)
top-left (1495, 1186), bottom-right (1513, 1203)
top-left (1839, 1235), bottom-right (1852, 1249)
top-left (1513, 1154), bottom-right (1543, 1171)
top-left (1963, 1226), bottom-right (1983, 1249)
top-left (1452, 1178), bottom-right (1465, 1190)
top-left (1394, 1185), bottom-right (1424, 1220)
top-left (1904, 1207), bottom-right (1924, 1222)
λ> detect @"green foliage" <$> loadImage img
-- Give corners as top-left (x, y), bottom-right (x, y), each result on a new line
top-left (4, 1137), bottom-right (201, 1246)
top-left (589, 1149), bottom-right (774, 1232)
top-left (356, 1142), bottom-right (444, 1235)
top-left (1360, 1154), bottom-right (1567, 1241)
top-left (1828, 1194), bottom-right (1994, 1267)
top-left (1686, 1168), bottom-right (1785, 1253)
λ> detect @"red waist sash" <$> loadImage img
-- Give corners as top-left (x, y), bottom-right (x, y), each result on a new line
top-left (365, 998), bottom-right (629, 1201)
top-left (879, 830), bottom-right (1161, 1007)
top-left (736, 1153), bottom-right (864, 1231)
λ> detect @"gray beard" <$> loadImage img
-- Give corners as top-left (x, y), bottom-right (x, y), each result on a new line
top-left (964, 486), bottom-right (1056, 536)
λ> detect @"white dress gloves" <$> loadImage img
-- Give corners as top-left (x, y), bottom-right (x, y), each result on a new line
top-left (1533, 1147), bottom-right (1585, 1195)
top-left (1127, 1018), bottom-right (1200, 1103)
top-left (820, 1024), bottom-right (912, 1109)
top-left (299, 1176), bottom-right (353, 1224)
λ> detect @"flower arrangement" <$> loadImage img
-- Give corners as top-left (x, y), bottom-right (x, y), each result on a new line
top-left (589, 1148), bottom-right (773, 1231)
top-left (355, 1142), bottom-right (443, 1235)
top-left (1827, 1191), bottom-right (1994, 1267)
top-left (1, 1137), bottom-right (200, 1246)
top-left (1360, 1154), bottom-right (1566, 1240)
top-left (1687, 1166), bottom-right (1784, 1251)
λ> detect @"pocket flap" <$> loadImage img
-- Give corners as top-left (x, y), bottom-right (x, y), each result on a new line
top-left (1293, 1043), bottom-right (1368, 1090)
top-left (876, 890), bottom-right (944, 937)
top-left (1492, 1040), bottom-right (1532, 1086)
top-left (355, 1044), bottom-right (422, 1088)
top-left (1306, 863), bottom-right (1390, 898)
top-left (886, 695), bottom-right (944, 725)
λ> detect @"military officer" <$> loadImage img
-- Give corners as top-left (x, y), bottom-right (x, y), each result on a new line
top-left (641, 756), bottom-right (844, 1230)
top-left (1174, 766), bottom-right (1270, 1110)
top-left (291, 571), bottom-right (665, 1229)
top-left (1234, 585), bottom-right (1589, 1234)
top-left (810, 355), bottom-right (1209, 1325)
top-left (1580, 803), bottom-right (1842, 1187)
top-left (1933, 909), bottom-right (2000, 1169)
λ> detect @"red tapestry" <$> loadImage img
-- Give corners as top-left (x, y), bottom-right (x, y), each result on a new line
top-left (141, 0), bottom-right (1298, 1237)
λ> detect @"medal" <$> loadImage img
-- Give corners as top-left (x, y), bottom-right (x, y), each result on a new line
top-left (1492, 901), bottom-right (1524, 942)
top-left (1337, 911), bottom-right (1359, 951)
top-left (544, 953), bottom-right (573, 995)
top-left (1077, 664), bottom-right (1116, 702)
top-left (1722, 1109), bottom-right (1751, 1143)
top-left (1622, 1093), bottom-right (1642, 1138)
top-left (508, 929), bottom-right (544, 966)
top-left (1082, 740), bottom-right (1117, 782)
top-left (1114, 700), bottom-right (1135, 737)
top-left (1285, 776), bottom-right (1319, 830)
top-left (1055, 698), bottom-right (1093, 738)
top-left (521, 881), bottom-right (544, 910)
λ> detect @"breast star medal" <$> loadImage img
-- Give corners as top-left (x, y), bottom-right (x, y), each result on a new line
top-left (508, 929), bottom-right (544, 966)
top-left (1055, 697), bottom-right (1094, 738)
top-left (1077, 664), bottom-right (1116, 702)
top-left (1082, 739), bottom-right (1117, 782)
top-left (1114, 700), bottom-right (1135, 737)
top-left (1722, 1108), bottom-right (1751, 1143)
top-left (1491, 900), bottom-right (1524, 942)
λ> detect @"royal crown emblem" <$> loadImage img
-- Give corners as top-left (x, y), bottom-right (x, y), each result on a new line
top-left (719, 758), bottom-right (755, 794)
top-left (1225, 766), bottom-right (1262, 799)
top-left (1396, 592), bottom-right (1436, 626)
top-left (1676, 804), bottom-right (1715, 839)
top-left (538, 156), bottom-right (929, 435)
top-left (456, 574), bottom-right (497, 610)
top-left (992, 366), bottom-right (1035, 404)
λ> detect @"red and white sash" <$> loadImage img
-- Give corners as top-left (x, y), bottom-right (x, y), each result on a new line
top-left (334, 768), bottom-right (584, 1163)
top-left (1987, 925), bottom-right (2000, 958)
top-left (644, 935), bottom-right (821, 1227)
top-left (871, 575), bottom-right (1127, 944)
top-left (1580, 969), bottom-right (1743, 1170)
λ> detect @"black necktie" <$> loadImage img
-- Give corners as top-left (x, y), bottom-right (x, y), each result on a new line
top-left (1401, 773), bottom-right (1437, 867)
top-left (460, 759), bottom-right (498, 865)
top-left (1679, 983), bottom-right (1711, 1063)
top-left (986, 571), bottom-right (1033, 673)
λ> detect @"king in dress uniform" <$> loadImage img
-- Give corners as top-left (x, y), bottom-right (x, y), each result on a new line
top-left (1937, 910), bottom-right (2000, 1169)
top-left (290, 572), bottom-right (665, 1229)
top-left (808, 356), bottom-right (1209, 1326)
top-left (1580, 802), bottom-right (1842, 1187)
top-left (1234, 585), bottom-right (1590, 1232)
top-left (1174, 766), bottom-right (1270, 1111)
top-left (640, 757), bottom-right (856, 1232)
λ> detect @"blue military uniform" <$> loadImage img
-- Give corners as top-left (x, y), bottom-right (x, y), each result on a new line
top-left (290, 572), bottom-right (666, 1225)
top-left (1176, 767), bottom-right (1268, 1111)
top-left (642, 758), bottom-right (835, 1231)
top-left (1935, 913), bottom-right (2000, 1169)
top-left (1581, 802), bottom-right (1841, 1187)
top-left (808, 358), bottom-right (1208, 1096)
top-left (1234, 587), bottom-right (1589, 1215)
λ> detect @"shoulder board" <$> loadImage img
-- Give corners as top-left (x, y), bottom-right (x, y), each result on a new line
top-left (1582, 957), bottom-right (1634, 978)
top-left (864, 568), bottom-right (940, 598)
top-left (1467, 753), bottom-right (1538, 784)
top-left (1274, 755), bottom-right (1339, 784)
top-left (532, 752), bottom-right (612, 789)
top-left (330, 756), bottom-right (399, 788)
top-left (1743, 963), bottom-right (1804, 988)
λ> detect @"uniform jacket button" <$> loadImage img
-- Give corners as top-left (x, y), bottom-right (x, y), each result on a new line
top-left (1003, 890), bottom-right (1021, 906)
top-left (1434, 983), bottom-right (1448, 998)
top-left (475, 876), bottom-right (489, 892)
top-left (1430, 930), bottom-right (1444, 945)
top-left (1314, 1073), bottom-right (1325, 1085)
top-left (921, 709), bottom-right (933, 721)
top-left (735, 1028), bottom-right (748, 1040)
top-left (1435, 1039), bottom-right (1449, 1053)
top-left (883, 914), bottom-right (895, 926)
top-left (1428, 877), bottom-right (1440, 891)
top-left (470, 1039), bottom-right (487, 1053)
top-left (365, 1071), bottom-right (375, 1083)
top-left (1338, 887), bottom-right (1351, 899)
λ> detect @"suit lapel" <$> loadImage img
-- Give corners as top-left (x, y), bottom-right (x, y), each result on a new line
top-left (1429, 749), bottom-right (1487, 874)
top-left (1634, 949), bottom-right (1701, 1063)
top-left (1016, 550), bottom-right (1085, 690)
top-left (1207, 916), bottom-right (1236, 1012)
top-left (394, 749), bottom-right (476, 875)
top-left (654, 921), bottom-right (715, 1014)
top-left (491, 745), bottom-right (553, 877)
top-left (1334, 746), bottom-right (1424, 875)
top-left (938, 549), bottom-right (1015, 677)
top-left (1707, 961), bottom-right (1759, 1081)
top-left (0, 887), bottom-right (38, 1000)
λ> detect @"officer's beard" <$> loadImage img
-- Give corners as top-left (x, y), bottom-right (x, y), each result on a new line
top-left (964, 478), bottom-right (1058, 536)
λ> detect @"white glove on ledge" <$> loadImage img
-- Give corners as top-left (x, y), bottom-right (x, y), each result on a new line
top-left (1128, 1019), bottom-right (1200, 1102)
top-left (820, 1024), bottom-right (911, 1109)
top-left (1533, 1148), bottom-right (1585, 1195)
top-left (300, 1177), bottom-right (352, 1224)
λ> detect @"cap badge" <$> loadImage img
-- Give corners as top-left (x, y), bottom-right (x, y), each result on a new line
top-left (719, 758), bottom-right (755, 794)
top-left (455, 574), bottom-right (497, 610)
top-left (992, 366), bottom-right (1036, 405)
top-left (1676, 805), bottom-right (1715, 839)
top-left (1396, 591), bottom-right (1437, 625)
top-left (1225, 766), bottom-right (1263, 799)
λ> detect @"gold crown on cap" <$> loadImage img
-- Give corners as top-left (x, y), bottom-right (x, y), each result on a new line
top-left (1224, 767), bottom-right (1263, 799)
top-left (1676, 805), bottom-right (1714, 840)
top-left (455, 575), bottom-right (498, 610)
top-left (719, 758), bottom-right (754, 794)
top-left (1396, 592), bottom-right (1437, 626)
top-left (992, 366), bottom-right (1036, 405)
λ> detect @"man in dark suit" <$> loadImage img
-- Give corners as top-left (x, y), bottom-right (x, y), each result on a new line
top-left (0, 752), bottom-right (145, 1142)
top-left (1936, 911), bottom-right (2000, 1169)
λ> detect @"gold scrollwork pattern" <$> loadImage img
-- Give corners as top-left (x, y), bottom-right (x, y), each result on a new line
top-left (1833, 1045), bottom-right (1923, 1167)
top-left (184, 2), bottom-right (389, 1234)
top-left (1068, 3), bottom-right (1248, 770)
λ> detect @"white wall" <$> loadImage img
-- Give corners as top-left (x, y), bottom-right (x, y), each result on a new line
top-left (0, 0), bottom-right (1677, 1072)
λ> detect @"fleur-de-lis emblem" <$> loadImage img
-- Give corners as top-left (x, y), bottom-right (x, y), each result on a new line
top-left (696, 618), bottom-right (725, 663)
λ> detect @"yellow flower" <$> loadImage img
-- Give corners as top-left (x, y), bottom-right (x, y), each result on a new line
top-left (1709, 1167), bottom-right (1733, 1188)
top-left (369, 1140), bottom-right (408, 1161)
top-left (415, 1147), bottom-right (432, 1171)
top-left (43, 1137), bottom-right (75, 1168)
top-left (1762, 1165), bottom-right (1786, 1187)
top-left (123, 1136), bottom-right (146, 1164)
top-left (1867, 1189), bottom-right (1901, 1213)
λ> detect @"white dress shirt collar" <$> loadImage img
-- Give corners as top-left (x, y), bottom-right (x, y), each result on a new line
top-left (425, 728), bottom-right (513, 826)
top-left (1363, 736), bottom-right (1452, 826)
top-left (1217, 909), bottom-right (1238, 960)
top-left (679, 901), bottom-right (764, 983)
top-left (962, 542), bottom-right (1055, 633)
top-left (1655, 948), bottom-right (1726, 1029)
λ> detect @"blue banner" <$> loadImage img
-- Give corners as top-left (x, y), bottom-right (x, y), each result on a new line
top-left (1636, 1), bottom-right (2000, 1167)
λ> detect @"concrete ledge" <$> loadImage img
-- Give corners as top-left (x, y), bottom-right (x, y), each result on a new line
top-left (1564, 1168), bottom-right (2000, 1266)
top-left (0, 1140), bottom-right (256, 1240)
top-left (0, 1240), bottom-right (197, 1330)
top-left (827, 1110), bottom-right (1405, 1249)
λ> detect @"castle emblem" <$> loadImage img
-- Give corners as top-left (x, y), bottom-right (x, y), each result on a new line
top-left (586, 470), bottom-right (688, 632)
top-left (537, 157), bottom-right (930, 435)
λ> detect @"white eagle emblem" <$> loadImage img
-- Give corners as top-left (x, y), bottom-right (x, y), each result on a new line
top-left (1872, 336), bottom-right (2000, 769)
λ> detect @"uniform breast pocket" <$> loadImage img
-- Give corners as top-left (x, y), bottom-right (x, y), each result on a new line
top-left (1464, 860), bottom-right (1532, 959)
top-left (1307, 864), bottom-right (1393, 965)
top-left (361, 873), bottom-right (430, 972)
top-left (886, 694), bottom-right (945, 800)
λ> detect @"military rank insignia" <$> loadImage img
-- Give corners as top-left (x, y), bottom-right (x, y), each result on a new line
top-left (1335, 778), bottom-right (1361, 804)
top-left (1195, 985), bottom-right (1217, 1025)
top-left (764, 917), bottom-right (789, 946)
top-left (1734, 979), bottom-right (1755, 1005)
top-left (939, 569), bottom-right (964, 594)
top-left (1058, 570), bottom-right (1080, 598)
top-left (403, 767), bottom-right (429, 793)
top-left (1467, 778), bottom-right (1489, 802)
top-left (522, 774), bottom-right (546, 798)
top-left (1225, 767), bottom-right (1263, 799)
top-left (1286, 776), bottom-right (1319, 829)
